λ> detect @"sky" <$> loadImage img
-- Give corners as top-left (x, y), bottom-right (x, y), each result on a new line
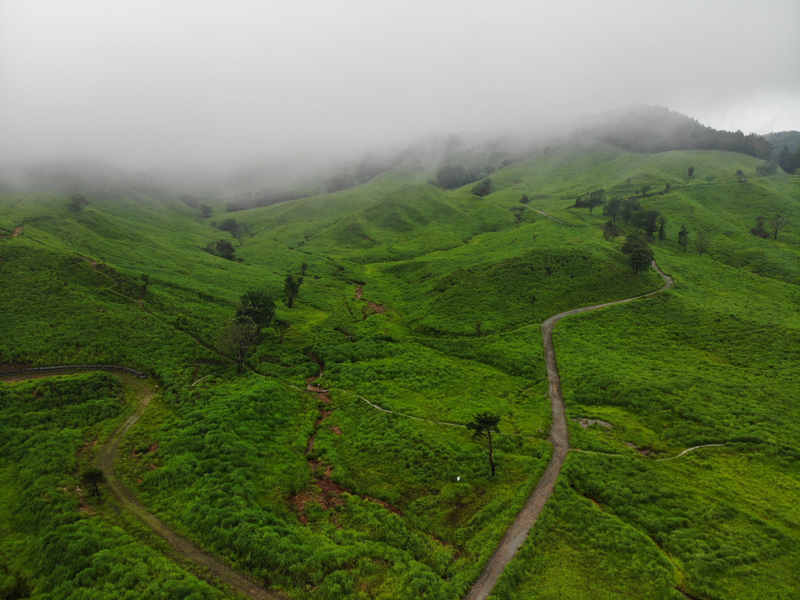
top-left (1, 0), bottom-right (799, 169)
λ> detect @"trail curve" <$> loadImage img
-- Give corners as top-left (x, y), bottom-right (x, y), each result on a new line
top-left (96, 379), bottom-right (281, 600)
top-left (464, 261), bottom-right (673, 600)
top-left (2, 367), bottom-right (280, 600)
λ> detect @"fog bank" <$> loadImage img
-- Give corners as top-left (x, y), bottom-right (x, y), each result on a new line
top-left (1, 0), bottom-right (798, 170)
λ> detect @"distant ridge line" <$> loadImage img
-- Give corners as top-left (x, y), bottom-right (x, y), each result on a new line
top-left (0, 364), bottom-right (147, 379)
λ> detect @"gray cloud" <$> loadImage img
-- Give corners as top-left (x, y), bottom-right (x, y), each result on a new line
top-left (1, 0), bottom-right (798, 169)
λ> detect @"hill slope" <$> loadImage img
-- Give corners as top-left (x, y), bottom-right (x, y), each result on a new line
top-left (1, 145), bottom-right (798, 600)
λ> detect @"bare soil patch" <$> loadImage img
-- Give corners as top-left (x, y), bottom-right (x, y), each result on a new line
top-left (290, 358), bottom-right (401, 524)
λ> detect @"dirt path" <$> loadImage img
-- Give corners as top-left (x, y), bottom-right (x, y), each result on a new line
top-left (528, 206), bottom-right (568, 224)
top-left (464, 261), bottom-right (673, 600)
top-left (96, 379), bottom-right (281, 600)
top-left (5, 368), bottom-right (279, 600)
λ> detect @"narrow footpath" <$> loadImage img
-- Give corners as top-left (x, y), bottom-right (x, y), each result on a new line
top-left (96, 378), bottom-right (281, 600)
top-left (464, 262), bottom-right (673, 600)
top-left (0, 369), bottom-right (280, 600)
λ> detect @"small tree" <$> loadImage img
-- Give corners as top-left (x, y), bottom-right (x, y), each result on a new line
top-left (696, 230), bottom-right (710, 256)
top-left (200, 204), bottom-right (213, 218)
top-left (602, 220), bottom-right (622, 240)
top-left (621, 234), bottom-right (653, 274)
top-left (140, 274), bottom-right (150, 294)
top-left (769, 214), bottom-right (789, 240)
top-left (620, 198), bottom-right (641, 226)
top-left (678, 225), bottom-right (689, 252)
top-left (284, 274), bottom-right (304, 308)
top-left (69, 193), bottom-right (89, 212)
top-left (631, 209), bottom-right (660, 242)
top-left (300, 262), bottom-right (308, 276)
top-left (219, 218), bottom-right (238, 232)
top-left (272, 318), bottom-right (291, 343)
top-left (206, 239), bottom-right (237, 261)
top-left (576, 189), bottom-right (605, 215)
top-left (519, 195), bottom-right (530, 205)
top-left (603, 197), bottom-right (622, 224)
top-left (232, 222), bottom-right (248, 246)
top-left (736, 169), bottom-right (745, 182)
top-left (219, 317), bottom-right (257, 374)
top-left (236, 291), bottom-right (275, 333)
top-left (471, 178), bottom-right (493, 197)
top-left (437, 164), bottom-right (467, 189)
top-left (82, 468), bottom-right (106, 497)
top-left (657, 217), bottom-right (667, 246)
top-left (688, 166), bottom-right (695, 179)
top-left (750, 216), bottom-right (769, 238)
top-left (466, 412), bottom-right (501, 476)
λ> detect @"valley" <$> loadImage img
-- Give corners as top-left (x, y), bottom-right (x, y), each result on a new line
top-left (1, 141), bottom-right (798, 600)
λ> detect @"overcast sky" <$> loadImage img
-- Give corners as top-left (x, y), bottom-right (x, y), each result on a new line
top-left (1, 0), bottom-right (798, 169)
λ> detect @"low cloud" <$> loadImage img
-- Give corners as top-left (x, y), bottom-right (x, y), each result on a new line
top-left (1, 0), bottom-right (798, 170)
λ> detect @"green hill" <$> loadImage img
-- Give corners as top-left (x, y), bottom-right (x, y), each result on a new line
top-left (1, 144), bottom-right (798, 599)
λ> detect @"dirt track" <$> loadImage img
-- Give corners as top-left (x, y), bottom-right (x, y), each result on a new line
top-left (2, 370), bottom-right (279, 600)
top-left (463, 262), bottom-right (673, 600)
top-left (3, 261), bottom-right (675, 600)
top-left (97, 378), bottom-right (281, 600)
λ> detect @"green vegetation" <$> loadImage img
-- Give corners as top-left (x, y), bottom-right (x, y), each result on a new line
top-left (467, 412), bottom-right (502, 476)
top-left (0, 373), bottom-right (223, 598)
top-left (1, 140), bottom-right (798, 598)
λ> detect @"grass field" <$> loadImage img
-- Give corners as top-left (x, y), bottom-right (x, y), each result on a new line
top-left (1, 144), bottom-right (798, 598)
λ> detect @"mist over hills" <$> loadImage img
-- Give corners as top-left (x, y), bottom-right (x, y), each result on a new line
top-left (0, 106), bottom-right (790, 206)
top-left (1, 95), bottom-right (799, 599)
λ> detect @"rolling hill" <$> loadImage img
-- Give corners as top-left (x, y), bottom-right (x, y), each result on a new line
top-left (1, 133), bottom-right (798, 599)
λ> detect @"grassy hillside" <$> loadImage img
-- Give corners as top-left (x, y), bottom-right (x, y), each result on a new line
top-left (1, 145), bottom-right (798, 599)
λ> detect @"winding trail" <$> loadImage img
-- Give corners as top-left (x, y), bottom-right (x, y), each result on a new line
top-left (528, 206), bottom-right (568, 224)
top-left (98, 379), bottom-right (281, 600)
top-left (4, 259), bottom-right (684, 600)
top-left (3, 368), bottom-right (279, 600)
top-left (464, 261), bottom-right (674, 600)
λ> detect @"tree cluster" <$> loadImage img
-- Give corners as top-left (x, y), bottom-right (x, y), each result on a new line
top-left (574, 189), bottom-right (606, 215)
top-left (69, 193), bottom-right (89, 212)
top-left (592, 106), bottom-right (773, 159)
top-left (621, 233), bottom-right (654, 274)
top-left (751, 215), bottom-right (790, 240)
top-left (219, 218), bottom-right (249, 245)
top-left (219, 291), bottom-right (281, 373)
top-left (471, 178), bottom-right (494, 197)
top-left (204, 239), bottom-right (239, 261)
